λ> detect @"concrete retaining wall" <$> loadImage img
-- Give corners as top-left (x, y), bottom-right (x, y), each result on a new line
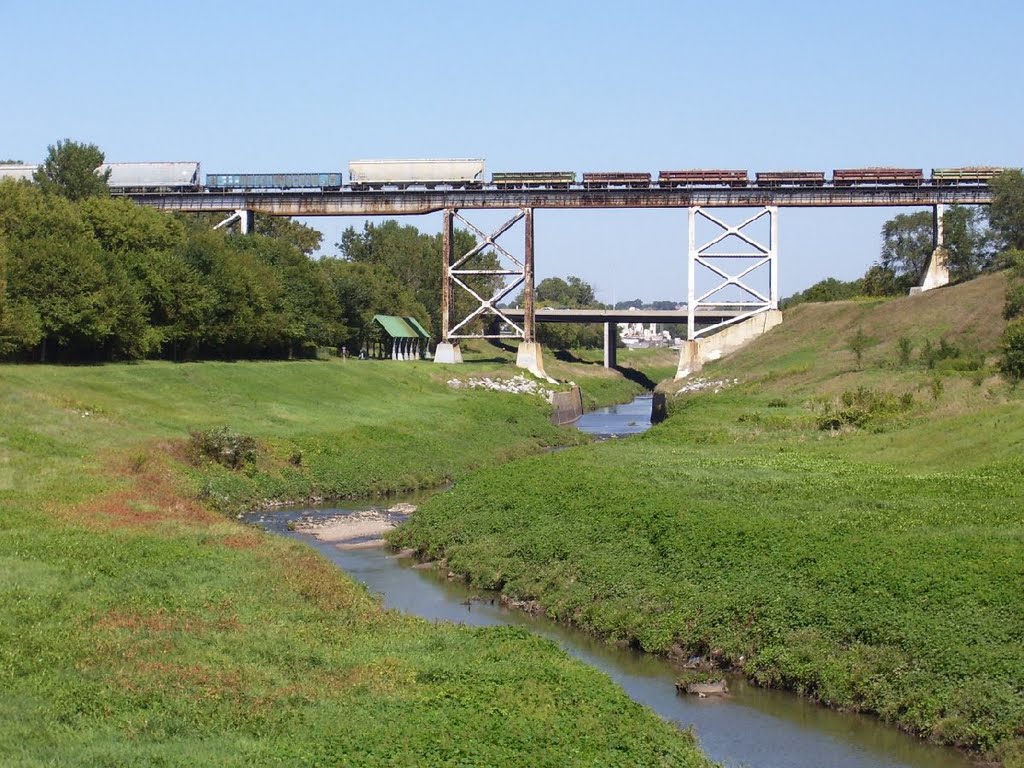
top-left (551, 385), bottom-right (584, 425)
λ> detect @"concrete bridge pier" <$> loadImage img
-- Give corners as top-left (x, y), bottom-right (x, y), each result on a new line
top-left (911, 204), bottom-right (950, 295)
top-left (603, 322), bottom-right (617, 368)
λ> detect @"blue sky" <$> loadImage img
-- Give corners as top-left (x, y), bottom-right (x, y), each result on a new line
top-left (4, 0), bottom-right (1021, 302)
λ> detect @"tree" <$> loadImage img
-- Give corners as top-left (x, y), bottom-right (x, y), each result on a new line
top-left (255, 214), bottom-right (323, 255)
top-left (781, 277), bottom-right (864, 309)
top-left (989, 169), bottom-right (1024, 252)
top-left (79, 196), bottom-right (185, 254)
top-left (874, 211), bottom-right (934, 294)
top-left (847, 327), bottom-right (875, 369)
top-left (518, 275), bottom-right (604, 350)
top-left (942, 205), bottom-right (990, 281)
top-left (319, 258), bottom-right (429, 352)
top-left (6, 234), bottom-right (110, 361)
top-left (33, 139), bottom-right (110, 201)
top-left (338, 220), bottom-right (496, 338)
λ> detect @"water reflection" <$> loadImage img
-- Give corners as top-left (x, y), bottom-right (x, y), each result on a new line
top-left (575, 394), bottom-right (653, 437)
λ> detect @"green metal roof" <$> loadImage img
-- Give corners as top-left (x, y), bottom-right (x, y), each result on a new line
top-left (404, 316), bottom-right (431, 339)
top-left (373, 315), bottom-right (430, 339)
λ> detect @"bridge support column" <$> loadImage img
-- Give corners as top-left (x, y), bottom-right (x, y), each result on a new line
top-left (435, 208), bottom-right (462, 363)
top-left (687, 205), bottom-right (778, 341)
top-left (437, 206), bottom-right (539, 371)
top-left (911, 204), bottom-right (950, 294)
top-left (603, 322), bottom-right (617, 368)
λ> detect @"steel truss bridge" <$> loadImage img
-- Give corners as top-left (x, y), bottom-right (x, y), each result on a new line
top-left (128, 182), bottom-right (993, 354)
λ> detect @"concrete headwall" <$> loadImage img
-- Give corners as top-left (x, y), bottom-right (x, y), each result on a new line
top-left (550, 385), bottom-right (584, 425)
top-left (676, 309), bottom-right (783, 379)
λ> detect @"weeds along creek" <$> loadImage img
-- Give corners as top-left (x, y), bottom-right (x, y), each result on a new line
top-left (247, 394), bottom-right (972, 768)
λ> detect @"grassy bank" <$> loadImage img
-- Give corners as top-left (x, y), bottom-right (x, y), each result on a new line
top-left (391, 275), bottom-right (1024, 764)
top-left (0, 359), bottom-right (711, 766)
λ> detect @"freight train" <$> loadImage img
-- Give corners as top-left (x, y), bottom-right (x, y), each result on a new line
top-left (0, 161), bottom-right (1008, 193)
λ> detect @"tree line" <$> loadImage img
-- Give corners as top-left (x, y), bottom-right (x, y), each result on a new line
top-left (0, 140), bottom-right (499, 362)
top-left (783, 170), bottom-right (1024, 308)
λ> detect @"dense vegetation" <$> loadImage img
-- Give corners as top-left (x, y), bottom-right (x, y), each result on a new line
top-left (392, 274), bottom-right (1024, 764)
top-left (0, 358), bottom-right (711, 766)
top-left (0, 140), bottom-right (506, 362)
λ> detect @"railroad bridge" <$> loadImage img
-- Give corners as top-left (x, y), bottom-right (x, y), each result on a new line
top-left (127, 181), bottom-right (993, 378)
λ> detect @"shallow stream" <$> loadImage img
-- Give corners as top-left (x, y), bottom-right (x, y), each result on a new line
top-left (244, 395), bottom-right (973, 768)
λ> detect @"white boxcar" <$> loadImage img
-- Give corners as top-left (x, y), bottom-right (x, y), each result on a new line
top-left (98, 162), bottom-right (201, 191)
top-left (348, 159), bottom-right (485, 189)
top-left (0, 164), bottom-right (38, 181)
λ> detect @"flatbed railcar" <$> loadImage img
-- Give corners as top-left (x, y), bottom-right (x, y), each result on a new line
top-left (582, 172), bottom-right (652, 189)
top-left (931, 166), bottom-right (1004, 185)
top-left (832, 167), bottom-right (923, 186)
top-left (659, 169), bottom-right (748, 187)
top-left (0, 164), bottom-right (38, 182)
top-left (491, 171), bottom-right (576, 189)
top-left (206, 173), bottom-right (343, 191)
top-left (755, 171), bottom-right (826, 187)
top-left (348, 159), bottom-right (485, 190)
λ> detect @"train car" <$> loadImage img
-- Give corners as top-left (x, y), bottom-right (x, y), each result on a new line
top-left (659, 169), bottom-right (748, 187)
top-left (0, 164), bottom-right (38, 182)
top-left (931, 166), bottom-right (1004, 185)
top-left (491, 171), bottom-right (576, 189)
top-left (99, 162), bottom-right (201, 193)
top-left (832, 167), bottom-right (923, 186)
top-left (754, 171), bottom-right (826, 187)
top-left (581, 172), bottom-right (652, 189)
top-left (206, 172), bottom-right (343, 190)
top-left (348, 159), bottom-right (485, 190)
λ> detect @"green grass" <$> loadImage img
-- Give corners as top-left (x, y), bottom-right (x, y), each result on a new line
top-left (391, 275), bottom-right (1024, 764)
top-left (0, 358), bottom-right (711, 766)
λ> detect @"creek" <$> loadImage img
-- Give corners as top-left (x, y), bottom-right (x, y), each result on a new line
top-left (244, 394), bottom-right (972, 768)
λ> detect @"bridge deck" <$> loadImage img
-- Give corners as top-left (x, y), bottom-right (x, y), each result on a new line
top-left (128, 184), bottom-right (992, 216)
top-left (501, 308), bottom-right (742, 324)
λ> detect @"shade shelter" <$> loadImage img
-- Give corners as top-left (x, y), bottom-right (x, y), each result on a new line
top-left (369, 315), bottom-right (432, 360)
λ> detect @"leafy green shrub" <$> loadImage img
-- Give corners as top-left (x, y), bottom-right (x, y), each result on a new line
top-left (1003, 283), bottom-right (1024, 321)
top-left (767, 397), bottom-right (788, 408)
top-left (188, 426), bottom-right (258, 470)
top-left (897, 336), bottom-right (914, 367)
top-left (1000, 319), bottom-right (1024, 381)
top-left (847, 328), bottom-right (876, 369)
top-left (816, 386), bottom-right (912, 431)
top-left (921, 337), bottom-right (966, 370)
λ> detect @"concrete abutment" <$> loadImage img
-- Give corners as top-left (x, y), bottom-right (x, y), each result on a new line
top-left (675, 310), bottom-right (783, 379)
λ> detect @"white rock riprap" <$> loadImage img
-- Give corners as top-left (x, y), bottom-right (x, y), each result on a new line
top-left (675, 377), bottom-right (739, 395)
top-left (447, 375), bottom-right (556, 401)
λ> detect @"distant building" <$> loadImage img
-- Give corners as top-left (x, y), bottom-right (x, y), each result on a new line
top-left (618, 319), bottom-right (674, 348)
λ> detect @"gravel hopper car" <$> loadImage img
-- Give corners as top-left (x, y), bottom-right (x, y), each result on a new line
top-left (931, 166), bottom-right (1004, 185)
top-left (491, 171), bottom-right (576, 189)
top-left (582, 172), bottom-right (652, 189)
top-left (659, 170), bottom-right (748, 187)
top-left (755, 171), bottom-right (826, 187)
top-left (348, 159), bottom-right (485, 190)
top-left (832, 167), bottom-right (923, 186)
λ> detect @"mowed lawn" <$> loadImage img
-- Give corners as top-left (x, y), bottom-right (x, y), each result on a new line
top-left (0, 359), bottom-right (711, 767)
